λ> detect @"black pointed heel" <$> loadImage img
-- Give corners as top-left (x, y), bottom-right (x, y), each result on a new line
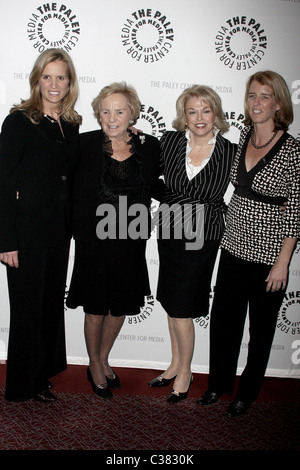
top-left (87, 367), bottom-right (113, 399)
top-left (167, 375), bottom-right (193, 403)
top-left (106, 372), bottom-right (121, 389)
top-left (148, 375), bottom-right (176, 387)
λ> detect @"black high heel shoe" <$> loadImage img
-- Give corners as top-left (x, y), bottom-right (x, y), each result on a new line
top-left (148, 375), bottom-right (176, 387)
top-left (167, 375), bottom-right (193, 403)
top-left (87, 368), bottom-right (113, 399)
top-left (106, 372), bottom-right (121, 389)
top-left (34, 389), bottom-right (57, 403)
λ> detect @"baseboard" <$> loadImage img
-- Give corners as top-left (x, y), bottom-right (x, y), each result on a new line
top-left (65, 356), bottom-right (300, 379)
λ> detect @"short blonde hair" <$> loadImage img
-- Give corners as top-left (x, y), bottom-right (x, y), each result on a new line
top-left (11, 48), bottom-right (81, 125)
top-left (244, 70), bottom-right (293, 131)
top-left (92, 82), bottom-right (141, 126)
top-left (172, 85), bottom-right (229, 134)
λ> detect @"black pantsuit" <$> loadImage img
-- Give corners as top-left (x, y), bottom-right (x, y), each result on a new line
top-left (0, 110), bottom-right (80, 401)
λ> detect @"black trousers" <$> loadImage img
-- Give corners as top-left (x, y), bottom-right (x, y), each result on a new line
top-left (5, 242), bottom-right (70, 401)
top-left (208, 249), bottom-right (286, 402)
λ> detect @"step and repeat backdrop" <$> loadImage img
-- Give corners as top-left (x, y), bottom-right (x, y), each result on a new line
top-left (0, 0), bottom-right (299, 377)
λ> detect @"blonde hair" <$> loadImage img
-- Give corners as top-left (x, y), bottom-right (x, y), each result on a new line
top-left (244, 70), bottom-right (293, 131)
top-left (11, 48), bottom-right (82, 125)
top-left (172, 85), bottom-right (229, 134)
top-left (92, 82), bottom-right (141, 126)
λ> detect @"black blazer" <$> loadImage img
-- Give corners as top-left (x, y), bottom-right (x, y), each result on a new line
top-left (0, 111), bottom-right (80, 251)
top-left (72, 129), bottom-right (162, 241)
top-left (160, 131), bottom-right (237, 240)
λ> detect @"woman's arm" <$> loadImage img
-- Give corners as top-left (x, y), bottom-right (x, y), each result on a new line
top-left (0, 113), bottom-right (25, 252)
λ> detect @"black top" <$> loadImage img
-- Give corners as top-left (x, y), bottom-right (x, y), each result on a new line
top-left (235, 130), bottom-right (288, 206)
top-left (0, 111), bottom-right (80, 251)
top-left (72, 129), bottom-right (162, 241)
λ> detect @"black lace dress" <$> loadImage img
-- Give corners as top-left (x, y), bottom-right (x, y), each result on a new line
top-left (67, 143), bottom-right (151, 316)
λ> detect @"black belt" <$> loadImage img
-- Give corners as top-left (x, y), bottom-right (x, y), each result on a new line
top-left (235, 185), bottom-right (287, 206)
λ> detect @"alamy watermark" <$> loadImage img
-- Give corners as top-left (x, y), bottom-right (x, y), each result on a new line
top-left (96, 196), bottom-right (204, 250)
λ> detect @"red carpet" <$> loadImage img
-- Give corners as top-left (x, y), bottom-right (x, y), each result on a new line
top-left (0, 364), bottom-right (299, 457)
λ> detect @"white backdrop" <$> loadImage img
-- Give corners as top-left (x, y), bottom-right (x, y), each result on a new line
top-left (0, 0), bottom-right (299, 378)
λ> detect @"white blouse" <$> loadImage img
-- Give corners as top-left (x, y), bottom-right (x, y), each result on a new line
top-left (185, 128), bottom-right (219, 180)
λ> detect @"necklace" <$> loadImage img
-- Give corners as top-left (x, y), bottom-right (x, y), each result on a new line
top-left (44, 114), bottom-right (57, 123)
top-left (251, 128), bottom-right (278, 149)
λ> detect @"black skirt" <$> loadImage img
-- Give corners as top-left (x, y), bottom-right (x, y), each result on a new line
top-left (157, 238), bottom-right (219, 318)
top-left (66, 238), bottom-right (150, 316)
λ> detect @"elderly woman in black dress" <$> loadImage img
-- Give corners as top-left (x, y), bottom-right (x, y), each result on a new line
top-left (197, 71), bottom-right (300, 417)
top-left (148, 85), bottom-right (236, 402)
top-left (66, 82), bottom-right (161, 398)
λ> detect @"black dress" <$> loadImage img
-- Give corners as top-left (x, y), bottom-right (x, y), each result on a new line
top-left (67, 139), bottom-right (153, 316)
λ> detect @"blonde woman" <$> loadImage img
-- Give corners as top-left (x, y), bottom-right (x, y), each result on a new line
top-left (148, 86), bottom-right (237, 402)
top-left (0, 48), bottom-right (81, 402)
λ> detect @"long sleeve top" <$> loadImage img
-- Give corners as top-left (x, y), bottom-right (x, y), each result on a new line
top-left (221, 126), bottom-right (300, 265)
top-left (0, 111), bottom-right (80, 251)
top-left (159, 130), bottom-right (237, 240)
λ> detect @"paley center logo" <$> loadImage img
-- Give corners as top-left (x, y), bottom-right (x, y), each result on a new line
top-left (121, 8), bottom-right (174, 63)
top-left (27, 3), bottom-right (80, 53)
top-left (138, 104), bottom-right (167, 138)
top-left (215, 15), bottom-right (268, 70)
top-left (277, 290), bottom-right (300, 337)
top-left (224, 110), bottom-right (245, 133)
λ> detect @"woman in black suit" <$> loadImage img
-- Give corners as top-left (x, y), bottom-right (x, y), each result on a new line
top-left (148, 85), bottom-right (237, 402)
top-left (0, 49), bottom-right (81, 402)
top-left (66, 82), bottom-right (161, 398)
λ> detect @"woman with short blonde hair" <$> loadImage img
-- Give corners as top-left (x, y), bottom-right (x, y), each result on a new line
top-left (148, 85), bottom-right (236, 402)
top-left (173, 85), bottom-right (229, 134)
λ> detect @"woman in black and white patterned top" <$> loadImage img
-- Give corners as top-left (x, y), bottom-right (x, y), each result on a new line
top-left (197, 71), bottom-right (300, 417)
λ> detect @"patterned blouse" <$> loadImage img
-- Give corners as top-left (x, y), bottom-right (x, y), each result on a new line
top-left (221, 126), bottom-right (300, 265)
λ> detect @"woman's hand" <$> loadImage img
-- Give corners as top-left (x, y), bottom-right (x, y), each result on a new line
top-left (265, 261), bottom-right (287, 292)
top-left (129, 126), bottom-right (143, 135)
top-left (265, 237), bottom-right (297, 292)
top-left (0, 251), bottom-right (19, 268)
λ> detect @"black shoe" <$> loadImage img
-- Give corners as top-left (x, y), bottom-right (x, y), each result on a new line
top-left (106, 372), bottom-right (121, 389)
top-left (196, 390), bottom-right (219, 406)
top-left (47, 380), bottom-right (53, 389)
top-left (34, 389), bottom-right (57, 403)
top-left (226, 399), bottom-right (251, 417)
top-left (87, 368), bottom-right (113, 399)
top-left (167, 376), bottom-right (193, 403)
top-left (148, 375), bottom-right (176, 387)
